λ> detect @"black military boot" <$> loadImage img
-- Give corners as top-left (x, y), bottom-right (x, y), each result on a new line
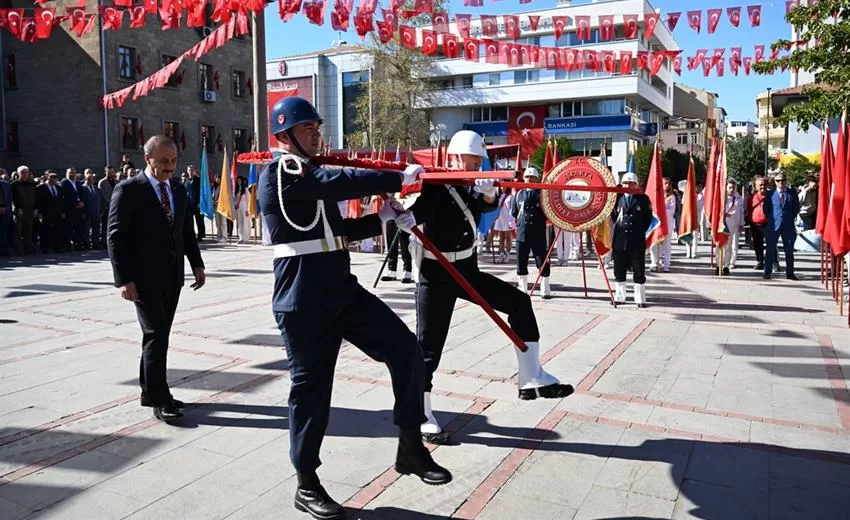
top-left (293, 472), bottom-right (346, 520)
top-left (395, 428), bottom-right (453, 485)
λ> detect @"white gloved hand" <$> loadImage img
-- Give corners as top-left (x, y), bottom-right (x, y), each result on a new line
top-left (378, 200), bottom-right (399, 222)
top-left (473, 178), bottom-right (497, 197)
top-left (395, 210), bottom-right (417, 232)
top-left (386, 198), bottom-right (406, 213)
top-left (401, 164), bottom-right (424, 186)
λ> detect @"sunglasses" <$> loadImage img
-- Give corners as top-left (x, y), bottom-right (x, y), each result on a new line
top-left (775, 178), bottom-right (786, 182)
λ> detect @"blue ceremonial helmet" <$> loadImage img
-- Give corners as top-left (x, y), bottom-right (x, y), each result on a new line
top-left (270, 97), bottom-right (323, 137)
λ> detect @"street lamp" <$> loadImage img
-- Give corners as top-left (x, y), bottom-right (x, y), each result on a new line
top-left (764, 87), bottom-right (772, 175)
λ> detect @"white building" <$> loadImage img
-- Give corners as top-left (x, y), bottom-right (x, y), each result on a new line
top-left (418, 0), bottom-right (679, 175)
top-left (265, 44), bottom-right (372, 149)
top-left (727, 120), bottom-right (757, 139)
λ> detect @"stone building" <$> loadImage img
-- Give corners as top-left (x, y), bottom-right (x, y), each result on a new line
top-left (0, 2), bottom-right (254, 177)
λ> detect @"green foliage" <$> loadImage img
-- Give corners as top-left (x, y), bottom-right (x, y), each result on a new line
top-left (663, 148), bottom-right (707, 184)
top-left (752, 1), bottom-right (850, 130)
top-left (782, 156), bottom-right (821, 187)
top-left (726, 135), bottom-right (770, 181)
top-left (633, 144), bottom-right (673, 182)
top-left (528, 138), bottom-right (577, 172)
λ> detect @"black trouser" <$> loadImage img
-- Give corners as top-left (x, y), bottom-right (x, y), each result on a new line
top-left (751, 223), bottom-right (766, 264)
top-left (193, 205), bottom-right (205, 239)
top-left (101, 210), bottom-right (109, 246)
top-left (134, 282), bottom-right (182, 406)
top-left (63, 208), bottom-right (86, 249)
top-left (39, 214), bottom-right (61, 253)
top-left (275, 285), bottom-right (424, 473)
top-left (13, 213), bottom-right (34, 255)
top-left (516, 236), bottom-right (550, 277)
top-left (613, 246), bottom-right (646, 284)
top-left (416, 256), bottom-right (539, 392)
top-left (801, 214), bottom-right (815, 231)
top-left (385, 220), bottom-right (411, 273)
top-left (86, 215), bottom-right (102, 248)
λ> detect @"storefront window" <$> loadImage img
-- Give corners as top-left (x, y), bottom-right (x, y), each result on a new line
top-left (342, 70), bottom-right (370, 138)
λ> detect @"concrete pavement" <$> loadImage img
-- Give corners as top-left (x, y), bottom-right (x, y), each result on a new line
top-left (1, 240), bottom-right (849, 520)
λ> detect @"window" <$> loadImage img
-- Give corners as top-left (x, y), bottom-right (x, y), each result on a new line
top-left (233, 128), bottom-right (248, 153)
top-left (163, 121), bottom-right (179, 141)
top-left (581, 99), bottom-right (625, 116)
top-left (461, 76), bottom-right (473, 88)
top-left (690, 132), bottom-right (698, 144)
top-left (547, 103), bottom-right (561, 118)
top-left (470, 106), bottom-right (508, 122)
top-left (161, 55), bottom-right (179, 87)
top-left (513, 69), bottom-right (539, 84)
top-left (488, 73), bottom-right (501, 86)
top-left (201, 125), bottom-right (215, 152)
top-left (676, 133), bottom-right (688, 145)
top-left (120, 116), bottom-right (140, 150)
top-left (6, 122), bottom-right (19, 153)
top-left (232, 70), bottom-right (245, 98)
top-left (342, 70), bottom-right (370, 137)
top-left (199, 63), bottom-right (213, 91)
top-left (3, 55), bottom-right (16, 88)
top-left (118, 46), bottom-right (136, 80)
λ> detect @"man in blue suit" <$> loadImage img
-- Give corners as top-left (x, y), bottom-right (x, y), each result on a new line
top-left (763, 173), bottom-right (800, 280)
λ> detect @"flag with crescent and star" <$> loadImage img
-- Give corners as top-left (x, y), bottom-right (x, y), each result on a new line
top-left (507, 105), bottom-right (545, 159)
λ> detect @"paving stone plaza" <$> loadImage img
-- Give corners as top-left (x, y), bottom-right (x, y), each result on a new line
top-left (1, 243), bottom-right (849, 519)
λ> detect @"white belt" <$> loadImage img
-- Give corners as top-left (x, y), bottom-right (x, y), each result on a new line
top-left (423, 246), bottom-right (475, 263)
top-left (273, 236), bottom-right (348, 258)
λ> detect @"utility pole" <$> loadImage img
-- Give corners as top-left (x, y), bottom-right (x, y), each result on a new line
top-left (252, 10), bottom-right (269, 153)
top-left (764, 87), bottom-right (772, 175)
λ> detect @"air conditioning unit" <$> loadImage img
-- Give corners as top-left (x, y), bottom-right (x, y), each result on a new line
top-left (202, 90), bottom-right (216, 102)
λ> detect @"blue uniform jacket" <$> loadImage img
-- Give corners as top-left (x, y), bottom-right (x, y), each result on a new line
top-left (409, 183), bottom-right (496, 253)
top-left (258, 157), bottom-right (402, 312)
top-left (511, 188), bottom-right (546, 243)
top-left (762, 188), bottom-right (800, 235)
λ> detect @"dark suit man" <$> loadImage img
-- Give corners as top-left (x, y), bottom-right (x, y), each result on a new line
top-left (0, 178), bottom-right (11, 256)
top-left (60, 168), bottom-right (86, 250)
top-left (83, 173), bottom-right (103, 248)
top-left (107, 135), bottom-right (206, 422)
top-left (35, 173), bottom-right (63, 253)
top-left (185, 166), bottom-right (205, 240)
top-left (611, 172), bottom-right (653, 308)
top-left (763, 173), bottom-right (800, 280)
top-left (512, 167), bottom-right (551, 298)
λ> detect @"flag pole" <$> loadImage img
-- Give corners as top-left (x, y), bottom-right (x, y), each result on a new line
top-left (596, 248), bottom-right (616, 307)
top-left (579, 233), bottom-right (588, 297)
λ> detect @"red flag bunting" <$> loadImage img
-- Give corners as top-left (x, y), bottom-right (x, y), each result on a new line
top-left (727, 6), bottom-right (741, 27)
top-left (623, 14), bottom-right (638, 38)
top-left (666, 11), bottom-right (680, 31)
top-left (747, 5), bottom-right (761, 26)
top-left (687, 10), bottom-right (701, 33)
top-left (707, 8), bottom-right (721, 33)
top-left (644, 12), bottom-right (659, 40)
top-left (528, 14), bottom-right (539, 31)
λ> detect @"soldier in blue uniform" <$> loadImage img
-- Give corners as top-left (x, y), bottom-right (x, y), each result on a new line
top-left (258, 97), bottom-right (451, 520)
top-left (399, 130), bottom-right (574, 445)
top-left (512, 167), bottom-right (552, 299)
top-left (611, 171), bottom-right (652, 308)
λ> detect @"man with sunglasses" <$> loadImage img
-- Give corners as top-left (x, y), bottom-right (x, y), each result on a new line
top-left (762, 173), bottom-right (799, 280)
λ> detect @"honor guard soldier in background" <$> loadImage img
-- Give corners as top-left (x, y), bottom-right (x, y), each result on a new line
top-left (401, 130), bottom-right (574, 445)
top-left (611, 171), bottom-right (652, 308)
top-left (512, 167), bottom-right (552, 299)
top-left (258, 97), bottom-right (451, 520)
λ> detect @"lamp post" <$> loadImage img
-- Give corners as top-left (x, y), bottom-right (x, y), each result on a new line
top-left (764, 87), bottom-right (772, 175)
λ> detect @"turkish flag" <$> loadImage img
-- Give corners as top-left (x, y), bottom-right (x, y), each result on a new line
top-left (381, 8), bottom-right (396, 30)
top-left (826, 112), bottom-right (849, 256)
top-left (601, 51), bottom-right (615, 73)
top-left (34, 8), bottom-right (55, 39)
top-left (672, 54), bottom-right (682, 75)
top-left (354, 10), bottom-right (373, 40)
top-left (584, 50), bottom-right (598, 71)
top-left (330, 5), bottom-right (350, 31)
top-left (66, 7), bottom-right (86, 37)
top-left (716, 58), bottom-right (725, 77)
top-left (707, 8), bottom-right (721, 33)
top-left (754, 44), bottom-right (765, 62)
top-left (623, 14), bottom-right (638, 38)
top-left (666, 11), bottom-right (680, 32)
top-left (564, 49), bottom-right (577, 71)
top-left (421, 29), bottom-right (437, 55)
top-left (131, 5), bottom-right (148, 28)
top-left (743, 56), bottom-right (753, 75)
top-left (575, 15), bottom-right (591, 40)
top-left (620, 51), bottom-right (633, 75)
top-left (302, 0), bottom-right (325, 26)
top-left (650, 52), bottom-right (665, 76)
top-left (432, 11), bottom-right (448, 33)
top-left (413, 0), bottom-right (431, 14)
top-left (455, 14), bottom-right (470, 38)
top-left (815, 125), bottom-right (834, 237)
top-left (636, 50), bottom-right (649, 70)
top-left (482, 39), bottom-right (498, 64)
top-left (785, 0), bottom-right (799, 14)
top-left (508, 105), bottom-right (545, 158)
top-left (101, 7), bottom-right (124, 31)
top-left (694, 48), bottom-right (707, 65)
top-left (528, 15), bottom-right (539, 31)
top-left (442, 34), bottom-right (459, 58)
top-left (687, 10), bottom-right (702, 33)
top-left (481, 15), bottom-right (497, 36)
top-left (376, 19), bottom-right (392, 43)
top-left (399, 25), bottom-right (415, 48)
top-left (552, 16), bottom-right (567, 40)
top-left (747, 5), bottom-right (761, 27)
top-left (546, 47), bottom-right (560, 69)
top-left (463, 37), bottom-right (478, 61)
top-left (599, 15), bottom-right (614, 41)
top-left (505, 14), bottom-right (520, 39)
top-left (644, 12), bottom-right (659, 40)
top-left (462, 0), bottom-right (482, 6)
top-left (727, 6), bottom-right (741, 27)
top-left (702, 58), bottom-right (712, 76)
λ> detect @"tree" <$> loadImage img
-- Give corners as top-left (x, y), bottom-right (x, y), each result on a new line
top-left (528, 138), bottom-right (576, 172)
top-left (663, 148), bottom-right (707, 184)
top-left (753, 1), bottom-right (850, 130)
top-left (726, 135), bottom-right (770, 181)
top-left (633, 144), bottom-right (673, 182)
top-left (782, 156), bottom-right (821, 186)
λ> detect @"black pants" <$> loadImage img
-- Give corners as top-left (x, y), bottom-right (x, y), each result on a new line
top-left (39, 214), bottom-right (61, 253)
top-left (87, 215), bottom-right (102, 248)
top-left (800, 214), bottom-right (815, 231)
top-left (613, 246), bottom-right (646, 284)
top-left (516, 237), bottom-right (550, 277)
top-left (135, 283), bottom-right (181, 405)
top-left (386, 220), bottom-right (411, 273)
top-left (416, 256), bottom-right (539, 392)
top-left (751, 223), bottom-right (766, 264)
top-left (193, 206), bottom-right (206, 239)
top-left (63, 208), bottom-right (86, 249)
top-left (766, 230), bottom-right (796, 276)
top-left (275, 285), bottom-right (424, 473)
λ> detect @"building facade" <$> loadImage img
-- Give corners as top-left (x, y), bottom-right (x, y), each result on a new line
top-left (659, 84), bottom-right (711, 158)
top-left (1, 2), bottom-right (254, 177)
top-left (415, 0), bottom-right (677, 175)
top-left (756, 90), bottom-right (788, 154)
top-left (265, 45), bottom-right (372, 150)
top-left (727, 120), bottom-right (757, 139)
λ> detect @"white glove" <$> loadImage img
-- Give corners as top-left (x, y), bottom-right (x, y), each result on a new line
top-left (473, 178), bottom-right (497, 198)
top-left (378, 200), bottom-right (398, 222)
top-left (401, 164), bottom-right (424, 186)
top-left (395, 210), bottom-right (416, 232)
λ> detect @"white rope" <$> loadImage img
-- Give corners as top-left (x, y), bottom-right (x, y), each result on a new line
top-left (276, 154), bottom-right (321, 233)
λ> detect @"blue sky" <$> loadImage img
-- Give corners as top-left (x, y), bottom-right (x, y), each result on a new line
top-left (263, 0), bottom-right (794, 121)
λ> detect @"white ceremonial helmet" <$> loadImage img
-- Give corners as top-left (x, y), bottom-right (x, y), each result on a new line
top-left (621, 172), bottom-right (639, 184)
top-left (523, 167), bottom-right (540, 178)
top-left (446, 130), bottom-right (487, 158)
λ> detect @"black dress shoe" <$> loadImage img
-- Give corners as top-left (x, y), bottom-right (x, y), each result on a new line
top-left (519, 383), bottom-right (575, 401)
top-left (763, 274), bottom-right (772, 280)
top-left (422, 430), bottom-right (455, 445)
top-left (294, 486), bottom-right (346, 520)
top-left (380, 275), bottom-right (395, 282)
top-left (401, 277), bottom-right (415, 284)
top-left (396, 428), bottom-right (452, 485)
top-left (153, 404), bottom-right (183, 421)
top-left (787, 274), bottom-right (799, 281)
top-left (141, 396), bottom-right (185, 409)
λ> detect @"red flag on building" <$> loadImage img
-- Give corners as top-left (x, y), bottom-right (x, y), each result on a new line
top-left (508, 105), bottom-right (545, 159)
top-left (623, 14), bottom-right (638, 38)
